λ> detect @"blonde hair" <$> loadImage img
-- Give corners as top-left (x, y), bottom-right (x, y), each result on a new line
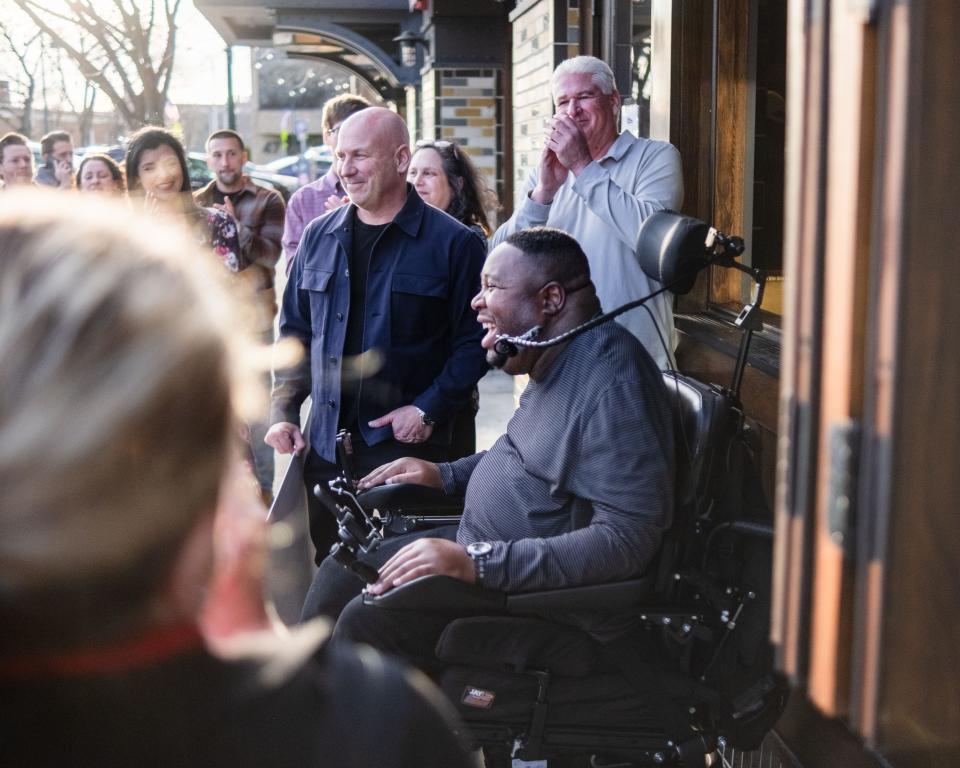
top-left (0, 191), bottom-right (258, 641)
top-left (321, 93), bottom-right (371, 133)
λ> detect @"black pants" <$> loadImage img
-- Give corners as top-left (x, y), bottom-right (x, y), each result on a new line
top-left (301, 525), bottom-right (459, 622)
top-left (448, 388), bottom-right (479, 461)
top-left (332, 588), bottom-right (459, 678)
top-left (303, 437), bottom-right (448, 564)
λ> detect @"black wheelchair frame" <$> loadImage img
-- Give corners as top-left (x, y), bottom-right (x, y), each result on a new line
top-left (315, 212), bottom-right (788, 766)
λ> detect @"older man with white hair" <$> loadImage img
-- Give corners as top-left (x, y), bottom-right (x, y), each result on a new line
top-left (492, 55), bottom-right (683, 369)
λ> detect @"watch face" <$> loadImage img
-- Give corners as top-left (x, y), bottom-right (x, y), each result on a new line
top-left (467, 541), bottom-right (493, 557)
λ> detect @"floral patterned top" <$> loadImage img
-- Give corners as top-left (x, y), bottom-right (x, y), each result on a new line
top-left (188, 206), bottom-right (244, 272)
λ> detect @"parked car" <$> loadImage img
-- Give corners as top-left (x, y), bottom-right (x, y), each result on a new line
top-left (260, 146), bottom-right (333, 180)
top-left (74, 145), bottom-right (126, 163)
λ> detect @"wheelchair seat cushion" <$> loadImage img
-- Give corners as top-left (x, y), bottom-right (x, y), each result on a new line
top-left (435, 616), bottom-right (600, 677)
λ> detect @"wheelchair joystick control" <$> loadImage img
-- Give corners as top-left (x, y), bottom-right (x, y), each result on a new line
top-left (314, 478), bottom-right (383, 585)
top-left (330, 542), bottom-right (379, 584)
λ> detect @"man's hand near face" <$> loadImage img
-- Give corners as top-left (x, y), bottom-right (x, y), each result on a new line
top-left (54, 158), bottom-right (74, 188)
top-left (324, 193), bottom-right (349, 212)
top-left (213, 195), bottom-right (237, 220)
top-left (546, 113), bottom-right (594, 175)
top-left (365, 537), bottom-right (475, 595)
top-left (531, 114), bottom-right (593, 204)
top-left (531, 144), bottom-right (569, 205)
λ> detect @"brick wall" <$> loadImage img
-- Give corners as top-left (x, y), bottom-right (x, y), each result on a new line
top-left (509, 0), bottom-right (580, 208)
top-left (420, 67), bottom-right (505, 225)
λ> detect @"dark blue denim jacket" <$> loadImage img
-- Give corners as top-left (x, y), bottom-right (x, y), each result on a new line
top-left (271, 187), bottom-right (488, 462)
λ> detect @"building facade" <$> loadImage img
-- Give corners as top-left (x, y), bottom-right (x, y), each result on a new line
top-left (197, 2), bottom-right (960, 766)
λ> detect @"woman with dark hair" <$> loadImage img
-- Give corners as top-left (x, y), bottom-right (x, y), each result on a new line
top-left (408, 140), bottom-right (500, 458)
top-left (77, 153), bottom-right (125, 194)
top-left (408, 140), bottom-right (498, 238)
top-left (125, 126), bottom-right (241, 271)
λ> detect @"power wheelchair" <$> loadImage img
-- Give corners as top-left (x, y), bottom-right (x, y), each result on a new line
top-left (316, 212), bottom-right (788, 766)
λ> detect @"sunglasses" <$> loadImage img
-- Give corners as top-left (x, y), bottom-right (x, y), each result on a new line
top-left (415, 139), bottom-right (458, 156)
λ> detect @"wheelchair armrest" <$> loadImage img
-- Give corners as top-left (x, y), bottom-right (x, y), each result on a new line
top-left (504, 575), bottom-right (656, 613)
top-left (356, 483), bottom-right (465, 514)
top-left (362, 575), bottom-right (507, 614)
top-left (363, 574), bottom-right (657, 616)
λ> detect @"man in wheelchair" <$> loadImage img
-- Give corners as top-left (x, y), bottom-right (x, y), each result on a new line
top-left (330, 225), bottom-right (674, 660)
top-left (307, 221), bottom-right (784, 765)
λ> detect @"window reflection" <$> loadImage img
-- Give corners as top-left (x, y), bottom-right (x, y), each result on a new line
top-left (627, 0), bottom-right (652, 138)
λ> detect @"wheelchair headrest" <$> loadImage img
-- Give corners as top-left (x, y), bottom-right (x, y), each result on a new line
top-left (637, 211), bottom-right (711, 295)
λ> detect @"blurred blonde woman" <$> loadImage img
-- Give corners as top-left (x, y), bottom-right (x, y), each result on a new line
top-left (0, 192), bottom-right (473, 768)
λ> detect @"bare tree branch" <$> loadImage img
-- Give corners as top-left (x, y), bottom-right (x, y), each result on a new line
top-left (0, 21), bottom-right (43, 134)
top-left (9, 0), bottom-right (181, 128)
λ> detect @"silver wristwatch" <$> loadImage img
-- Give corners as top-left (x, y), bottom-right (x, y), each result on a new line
top-left (414, 406), bottom-right (435, 426)
top-left (466, 541), bottom-right (493, 582)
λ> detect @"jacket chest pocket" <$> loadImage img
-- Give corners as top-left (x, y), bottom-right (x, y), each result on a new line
top-left (300, 268), bottom-right (335, 334)
top-left (391, 272), bottom-right (448, 343)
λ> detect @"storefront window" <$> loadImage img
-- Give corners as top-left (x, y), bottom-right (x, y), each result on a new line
top-left (748, 0), bottom-right (787, 313)
top-left (626, 0), bottom-right (652, 138)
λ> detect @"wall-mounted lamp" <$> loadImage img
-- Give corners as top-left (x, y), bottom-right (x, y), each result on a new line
top-left (392, 30), bottom-right (428, 68)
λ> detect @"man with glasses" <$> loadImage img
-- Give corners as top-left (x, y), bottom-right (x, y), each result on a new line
top-left (282, 94), bottom-right (371, 274)
top-left (35, 130), bottom-right (75, 189)
top-left (492, 56), bottom-right (683, 370)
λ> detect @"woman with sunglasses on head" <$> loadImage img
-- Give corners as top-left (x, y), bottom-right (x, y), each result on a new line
top-left (125, 126), bottom-right (242, 272)
top-left (408, 140), bottom-right (500, 459)
top-left (77, 153), bottom-right (126, 195)
top-left (408, 140), bottom-right (498, 241)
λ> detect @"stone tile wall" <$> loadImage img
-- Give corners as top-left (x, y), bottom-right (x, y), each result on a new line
top-left (509, 0), bottom-right (580, 208)
top-left (419, 67), bottom-right (504, 224)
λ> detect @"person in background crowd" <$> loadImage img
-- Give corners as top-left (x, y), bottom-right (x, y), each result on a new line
top-left (125, 126), bottom-right (241, 272)
top-left (0, 132), bottom-right (35, 189)
top-left (281, 93), bottom-right (371, 274)
top-left (35, 130), bottom-right (75, 189)
top-left (196, 128), bottom-right (286, 506)
top-left (266, 108), bottom-right (488, 566)
top-left (408, 139), bottom-right (497, 239)
top-left (408, 139), bottom-right (500, 457)
top-left (77, 153), bottom-right (126, 195)
top-left (0, 193), bottom-right (475, 768)
top-left (492, 55), bottom-right (683, 370)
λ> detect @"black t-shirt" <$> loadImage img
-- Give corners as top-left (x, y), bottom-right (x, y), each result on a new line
top-left (339, 212), bottom-right (389, 429)
top-left (208, 186), bottom-right (230, 206)
top-left (208, 186), bottom-right (252, 208)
